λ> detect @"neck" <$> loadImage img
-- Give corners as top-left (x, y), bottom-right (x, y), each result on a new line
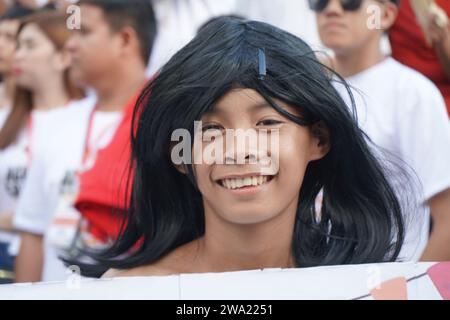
top-left (32, 75), bottom-right (70, 111)
top-left (92, 61), bottom-right (147, 112)
top-left (195, 199), bottom-right (298, 272)
top-left (333, 37), bottom-right (386, 78)
top-left (0, 74), bottom-right (15, 107)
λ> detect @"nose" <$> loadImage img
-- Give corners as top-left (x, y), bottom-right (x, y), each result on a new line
top-left (322, 0), bottom-right (345, 16)
top-left (13, 46), bottom-right (24, 62)
top-left (65, 33), bottom-right (78, 53)
top-left (224, 131), bottom-right (268, 165)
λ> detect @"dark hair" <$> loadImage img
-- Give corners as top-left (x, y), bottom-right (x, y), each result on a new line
top-left (78, 0), bottom-right (157, 63)
top-left (0, 4), bottom-right (34, 22)
top-left (0, 10), bottom-right (84, 150)
top-left (71, 17), bottom-right (407, 277)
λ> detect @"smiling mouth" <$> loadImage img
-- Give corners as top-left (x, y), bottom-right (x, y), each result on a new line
top-left (218, 175), bottom-right (275, 190)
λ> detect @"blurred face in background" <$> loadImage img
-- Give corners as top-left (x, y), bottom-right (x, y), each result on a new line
top-left (66, 4), bottom-right (124, 87)
top-left (315, 0), bottom-right (395, 55)
top-left (13, 23), bottom-right (70, 90)
top-left (0, 19), bottom-right (20, 75)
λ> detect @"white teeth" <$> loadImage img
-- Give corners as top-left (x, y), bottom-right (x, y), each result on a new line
top-left (220, 176), bottom-right (272, 190)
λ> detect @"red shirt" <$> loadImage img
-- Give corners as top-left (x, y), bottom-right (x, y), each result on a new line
top-left (75, 92), bottom-right (139, 243)
top-left (390, 0), bottom-right (450, 117)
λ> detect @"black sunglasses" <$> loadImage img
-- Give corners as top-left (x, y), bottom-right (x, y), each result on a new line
top-left (308, 0), bottom-right (364, 12)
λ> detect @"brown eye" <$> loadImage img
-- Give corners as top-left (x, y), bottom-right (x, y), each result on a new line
top-left (257, 119), bottom-right (283, 126)
top-left (201, 123), bottom-right (223, 132)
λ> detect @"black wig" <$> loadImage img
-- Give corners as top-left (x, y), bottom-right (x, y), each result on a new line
top-left (72, 16), bottom-right (409, 277)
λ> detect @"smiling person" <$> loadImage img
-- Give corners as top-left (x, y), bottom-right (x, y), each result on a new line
top-left (64, 16), bottom-right (413, 278)
top-left (312, 0), bottom-right (450, 261)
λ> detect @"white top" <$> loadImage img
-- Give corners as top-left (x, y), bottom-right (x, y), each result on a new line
top-left (0, 106), bottom-right (10, 129)
top-left (0, 104), bottom-right (81, 251)
top-left (13, 96), bottom-right (123, 282)
top-left (147, 0), bottom-right (325, 76)
top-left (147, 0), bottom-right (236, 76)
top-left (235, 0), bottom-right (322, 49)
top-left (334, 57), bottom-right (450, 262)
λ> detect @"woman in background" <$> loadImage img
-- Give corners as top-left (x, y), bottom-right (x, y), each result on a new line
top-left (0, 10), bottom-right (84, 283)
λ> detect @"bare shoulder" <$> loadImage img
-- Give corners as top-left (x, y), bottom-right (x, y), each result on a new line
top-left (101, 240), bottom-right (201, 279)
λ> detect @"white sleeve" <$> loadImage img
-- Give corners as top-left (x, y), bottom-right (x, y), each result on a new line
top-left (13, 151), bottom-right (56, 235)
top-left (397, 79), bottom-right (450, 201)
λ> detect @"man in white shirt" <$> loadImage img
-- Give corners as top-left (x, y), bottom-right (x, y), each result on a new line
top-left (312, 0), bottom-right (450, 261)
top-left (13, 0), bottom-right (156, 282)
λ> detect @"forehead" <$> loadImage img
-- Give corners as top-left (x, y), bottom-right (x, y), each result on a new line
top-left (206, 88), bottom-right (299, 118)
top-left (0, 20), bottom-right (20, 34)
top-left (18, 23), bottom-right (47, 42)
top-left (80, 4), bottom-right (110, 30)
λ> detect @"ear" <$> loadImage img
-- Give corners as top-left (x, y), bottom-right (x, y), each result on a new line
top-left (117, 25), bottom-right (140, 57)
top-left (170, 140), bottom-right (189, 175)
top-left (380, 2), bottom-right (398, 30)
top-left (53, 49), bottom-right (72, 72)
top-left (309, 120), bottom-right (331, 161)
top-left (174, 162), bottom-right (188, 175)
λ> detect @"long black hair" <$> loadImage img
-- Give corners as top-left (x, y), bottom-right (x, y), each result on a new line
top-left (73, 16), bottom-right (408, 277)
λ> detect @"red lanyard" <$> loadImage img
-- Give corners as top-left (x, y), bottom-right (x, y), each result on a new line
top-left (80, 107), bottom-right (122, 170)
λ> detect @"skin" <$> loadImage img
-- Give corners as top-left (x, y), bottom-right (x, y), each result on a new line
top-left (105, 88), bottom-right (331, 277)
top-left (13, 23), bottom-right (72, 283)
top-left (426, 9), bottom-right (450, 80)
top-left (317, 0), bottom-right (450, 261)
top-left (13, 23), bottom-right (71, 110)
top-left (316, 0), bottom-right (397, 77)
top-left (65, 4), bottom-right (147, 111)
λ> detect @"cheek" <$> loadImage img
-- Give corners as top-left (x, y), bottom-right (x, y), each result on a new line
top-left (192, 163), bottom-right (212, 194)
top-left (5, 44), bottom-right (15, 58)
top-left (25, 50), bottom-right (52, 67)
top-left (349, 13), bottom-right (374, 41)
top-left (276, 132), bottom-right (311, 185)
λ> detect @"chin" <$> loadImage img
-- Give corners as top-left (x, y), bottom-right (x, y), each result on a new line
top-left (321, 38), bottom-right (348, 52)
top-left (219, 207), bottom-right (280, 225)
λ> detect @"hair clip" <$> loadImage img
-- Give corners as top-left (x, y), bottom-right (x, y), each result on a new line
top-left (258, 48), bottom-right (267, 80)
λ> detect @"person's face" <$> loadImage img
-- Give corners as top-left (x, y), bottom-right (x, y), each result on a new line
top-left (13, 23), bottom-right (67, 90)
top-left (66, 4), bottom-right (122, 87)
top-left (0, 20), bottom-right (20, 75)
top-left (187, 89), bottom-right (329, 226)
top-left (316, 0), bottom-right (388, 54)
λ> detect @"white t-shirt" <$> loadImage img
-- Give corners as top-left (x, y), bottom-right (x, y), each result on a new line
top-left (147, 0), bottom-right (236, 76)
top-left (334, 57), bottom-right (450, 262)
top-left (0, 106), bottom-right (10, 129)
top-left (235, 0), bottom-right (322, 50)
top-left (13, 98), bottom-right (123, 282)
top-left (147, 0), bottom-right (325, 76)
top-left (0, 104), bottom-right (83, 253)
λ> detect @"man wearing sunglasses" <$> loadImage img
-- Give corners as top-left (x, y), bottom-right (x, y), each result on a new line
top-left (311, 0), bottom-right (450, 262)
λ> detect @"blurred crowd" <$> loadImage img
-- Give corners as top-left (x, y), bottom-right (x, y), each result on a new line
top-left (0, 0), bottom-right (449, 284)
